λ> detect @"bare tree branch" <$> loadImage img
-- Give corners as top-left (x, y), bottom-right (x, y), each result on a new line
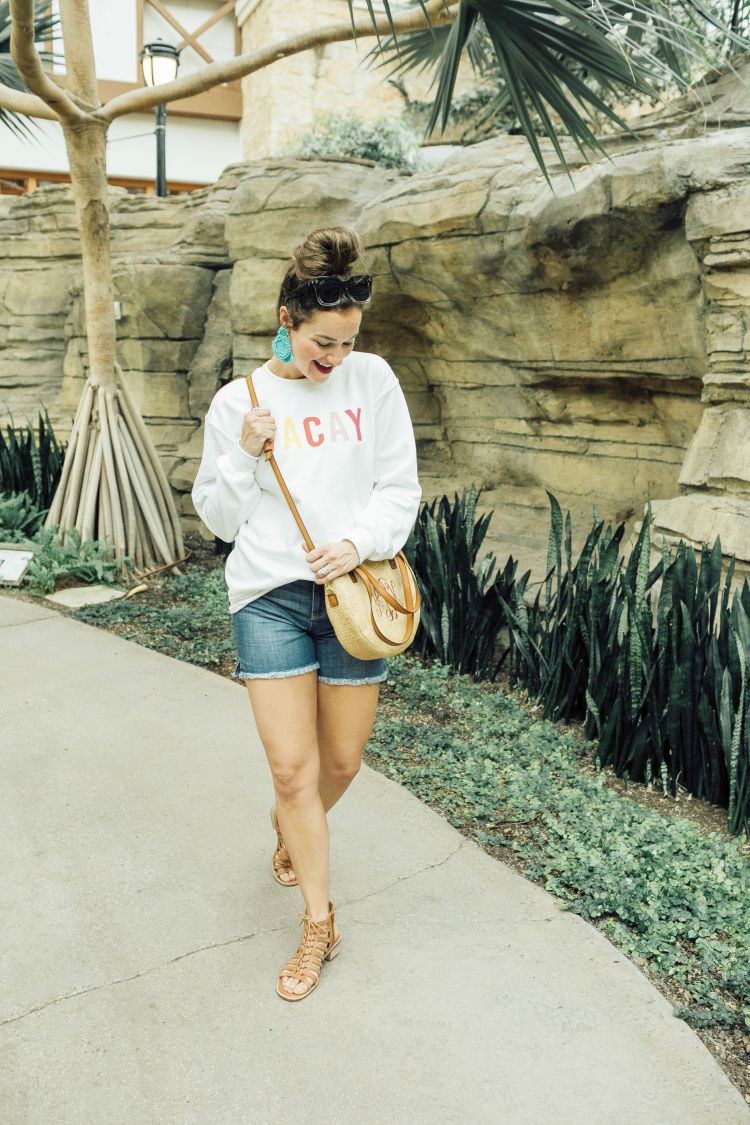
top-left (98, 0), bottom-right (457, 122)
top-left (58, 0), bottom-right (99, 107)
top-left (9, 0), bottom-right (83, 121)
top-left (0, 83), bottom-right (60, 120)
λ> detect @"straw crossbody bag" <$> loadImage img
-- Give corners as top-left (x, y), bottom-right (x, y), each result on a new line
top-left (245, 374), bottom-right (421, 660)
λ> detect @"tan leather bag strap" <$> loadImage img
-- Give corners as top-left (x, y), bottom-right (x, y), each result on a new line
top-left (245, 374), bottom-right (315, 552)
top-left (357, 558), bottom-right (419, 648)
top-left (360, 552), bottom-right (421, 616)
top-left (245, 372), bottom-right (420, 627)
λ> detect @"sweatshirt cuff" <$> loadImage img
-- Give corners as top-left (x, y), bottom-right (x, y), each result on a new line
top-left (346, 527), bottom-right (376, 565)
top-left (228, 441), bottom-right (260, 473)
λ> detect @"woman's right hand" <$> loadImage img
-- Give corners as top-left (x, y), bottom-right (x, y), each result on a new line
top-left (240, 408), bottom-right (277, 458)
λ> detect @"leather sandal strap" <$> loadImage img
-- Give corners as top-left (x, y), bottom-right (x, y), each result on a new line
top-left (279, 911), bottom-right (334, 988)
top-left (272, 844), bottom-right (292, 872)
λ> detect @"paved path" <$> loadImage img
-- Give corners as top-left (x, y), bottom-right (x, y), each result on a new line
top-left (2, 592), bottom-right (748, 1125)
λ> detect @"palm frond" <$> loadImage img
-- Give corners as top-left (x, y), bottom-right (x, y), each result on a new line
top-left (0, 0), bottom-right (63, 136)
top-left (348, 0), bottom-right (437, 55)
top-left (370, 16), bottom-right (452, 79)
top-left (352, 0), bottom-right (750, 182)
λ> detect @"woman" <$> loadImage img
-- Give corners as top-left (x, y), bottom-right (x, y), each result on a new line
top-left (191, 226), bottom-right (422, 1001)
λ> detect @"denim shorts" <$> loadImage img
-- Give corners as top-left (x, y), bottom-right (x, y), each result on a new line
top-left (231, 578), bottom-right (388, 686)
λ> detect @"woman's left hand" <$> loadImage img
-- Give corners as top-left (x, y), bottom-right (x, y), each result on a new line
top-left (303, 539), bottom-right (360, 584)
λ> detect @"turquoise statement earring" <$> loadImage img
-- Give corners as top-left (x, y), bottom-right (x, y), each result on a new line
top-left (272, 325), bottom-right (293, 363)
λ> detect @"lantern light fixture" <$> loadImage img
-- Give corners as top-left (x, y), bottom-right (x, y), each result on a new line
top-left (139, 39), bottom-right (181, 87)
top-left (138, 40), bottom-right (181, 197)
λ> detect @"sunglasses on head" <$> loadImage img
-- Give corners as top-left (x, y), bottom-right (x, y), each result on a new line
top-left (290, 274), bottom-right (372, 307)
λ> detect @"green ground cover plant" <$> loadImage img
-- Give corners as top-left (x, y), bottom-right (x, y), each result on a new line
top-left (369, 655), bottom-right (750, 1040)
top-left (0, 490), bottom-right (46, 541)
top-left (73, 565), bottom-right (235, 670)
top-left (21, 527), bottom-right (125, 593)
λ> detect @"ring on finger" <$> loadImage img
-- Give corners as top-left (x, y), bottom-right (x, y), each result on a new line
top-left (319, 564), bottom-right (331, 577)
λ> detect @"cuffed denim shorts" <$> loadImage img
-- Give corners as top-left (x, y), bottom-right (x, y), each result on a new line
top-left (231, 578), bottom-right (388, 686)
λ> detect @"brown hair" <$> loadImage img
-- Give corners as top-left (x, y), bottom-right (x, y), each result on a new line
top-left (276, 225), bottom-right (370, 328)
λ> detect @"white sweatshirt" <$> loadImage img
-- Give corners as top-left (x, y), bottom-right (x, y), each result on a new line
top-left (191, 352), bottom-right (422, 614)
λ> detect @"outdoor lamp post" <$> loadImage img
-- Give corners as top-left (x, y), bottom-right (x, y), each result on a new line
top-left (139, 40), bottom-right (181, 197)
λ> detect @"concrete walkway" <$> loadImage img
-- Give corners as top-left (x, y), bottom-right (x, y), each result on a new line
top-left (2, 592), bottom-right (748, 1125)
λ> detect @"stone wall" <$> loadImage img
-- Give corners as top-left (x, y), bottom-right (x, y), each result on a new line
top-left (2, 120), bottom-right (750, 579)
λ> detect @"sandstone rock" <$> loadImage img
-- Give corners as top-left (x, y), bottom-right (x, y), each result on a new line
top-left (112, 266), bottom-right (214, 341)
top-left (4, 267), bottom-right (77, 316)
top-left (679, 406), bottom-right (750, 494)
top-left (168, 458), bottom-right (199, 493)
top-left (3, 108), bottom-right (750, 572)
top-left (650, 493), bottom-right (750, 561)
top-left (686, 181), bottom-right (750, 240)
top-left (117, 338), bottom-right (203, 374)
top-left (122, 372), bottom-right (191, 420)
top-left (142, 420), bottom-right (200, 454)
top-left (185, 270), bottom-right (233, 420)
top-left (230, 259), bottom-right (279, 335)
top-left (224, 160), bottom-right (403, 261)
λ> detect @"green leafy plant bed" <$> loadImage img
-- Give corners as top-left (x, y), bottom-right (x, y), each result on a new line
top-left (72, 550), bottom-right (236, 672)
top-left (372, 656), bottom-right (750, 1101)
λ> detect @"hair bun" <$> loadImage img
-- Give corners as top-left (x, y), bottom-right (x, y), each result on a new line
top-left (291, 225), bottom-right (365, 281)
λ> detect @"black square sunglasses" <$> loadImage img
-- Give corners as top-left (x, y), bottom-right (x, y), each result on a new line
top-left (290, 275), bottom-right (372, 307)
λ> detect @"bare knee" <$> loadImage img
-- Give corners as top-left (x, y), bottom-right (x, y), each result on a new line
top-left (272, 762), bottom-right (320, 801)
top-left (321, 747), bottom-right (363, 783)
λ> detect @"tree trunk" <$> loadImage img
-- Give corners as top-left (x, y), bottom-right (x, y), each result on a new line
top-left (63, 119), bottom-right (115, 386)
top-left (44, 118), bottom-right (185, 578)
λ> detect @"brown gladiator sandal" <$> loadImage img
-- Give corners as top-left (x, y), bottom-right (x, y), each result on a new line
top-left (276, 900), bottom-right (342, 1001)
top-left (269, 805), bottom-right (298, 886)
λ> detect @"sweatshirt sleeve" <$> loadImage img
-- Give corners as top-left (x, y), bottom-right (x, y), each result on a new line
top-left (343, 373), bottom-right (422, 563)
top-left (191, 415), bottom-right (262, 543)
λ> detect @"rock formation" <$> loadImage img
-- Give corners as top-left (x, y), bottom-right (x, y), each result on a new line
top-left (1, 63), bottom-right (750, 581)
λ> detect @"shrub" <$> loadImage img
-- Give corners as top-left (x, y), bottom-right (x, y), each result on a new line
top-left (0, 409), bottom-right (67, 509)
top-left (404, 483), bottom-right (530, 681)
top-left (0, 490), bottom-right (47, 542)
top-left (503, 493), bottom-right (750, 839)
top-left (284, 108), bottom-right (426, 171)
top-left (23, 527), bottom-right (129, 594)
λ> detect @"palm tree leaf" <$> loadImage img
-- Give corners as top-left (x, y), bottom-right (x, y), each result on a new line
top-left (1, 1), bottom-right (62, 136)
top-left (364, 19), bottom-right (455, 80)
top-left (428, 2), bottom-right (480, 133)
top-left (354, 0), bottom-right (750, 181)
top-left (347, 0), bottom-right (436, 55)
top-left (477, 3), bottom-right (659, 165)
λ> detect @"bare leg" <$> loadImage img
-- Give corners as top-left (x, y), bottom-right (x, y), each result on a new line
top-left (267, 680), bottom-right (381, 884)
top-left (244, 672), bottom-right (334, 996)
top-left (244, 676), bottom-right (380, 996)
top-left (317, 681), bottom-right (380, 812)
